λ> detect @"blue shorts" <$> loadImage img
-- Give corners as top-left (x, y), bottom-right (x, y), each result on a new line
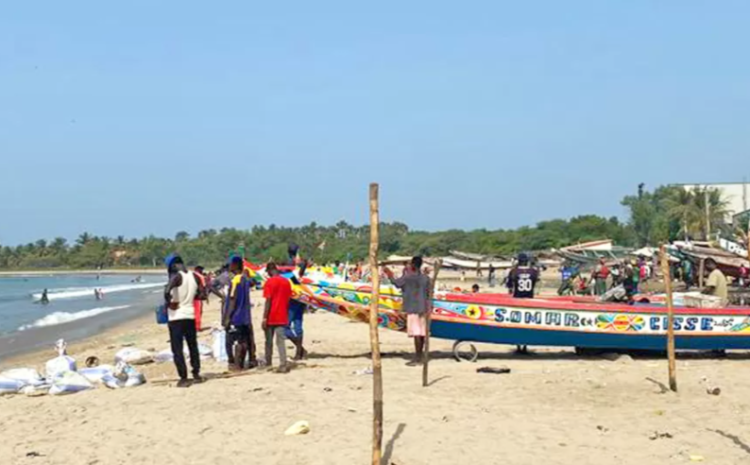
top-left (285, 302), bottom-right (305, 339)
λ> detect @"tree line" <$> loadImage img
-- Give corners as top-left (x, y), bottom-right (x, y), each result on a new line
top-left (0, 185), bottom-right (739, 269)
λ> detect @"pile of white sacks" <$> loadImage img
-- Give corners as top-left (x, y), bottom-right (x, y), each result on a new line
top-left (0, 339), bottom-right (147, 397)
top-left (0, 329), bottom-right (229, 398)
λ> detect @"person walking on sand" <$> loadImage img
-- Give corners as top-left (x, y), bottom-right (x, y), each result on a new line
top-left (383, 256), bottom-right (431, 367)
top-left (223, 257), bottom-right (257, 371)
top-left (262, 263), bottom-right (291, 373)
top-left (164, 254), bottom-right (205, 387)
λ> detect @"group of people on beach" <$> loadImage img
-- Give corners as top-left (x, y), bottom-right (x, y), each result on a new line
top-left (161, 246), bottom-right (547, 384)
top-left (382, 253), bottom-right (540, 365)
top-left (556, 255), bottom-right (730, 306)
top-left (162, 246), bottom-right (309, 387)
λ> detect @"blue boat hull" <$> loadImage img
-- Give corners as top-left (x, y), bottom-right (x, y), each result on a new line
top-left (432, 320), bottom-right (747, 351)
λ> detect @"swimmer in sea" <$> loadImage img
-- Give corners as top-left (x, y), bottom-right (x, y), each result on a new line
top-left (41, 289), bottom-right (50, 305)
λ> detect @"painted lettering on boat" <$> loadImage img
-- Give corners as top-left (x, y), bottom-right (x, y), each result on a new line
top-left (487, 307), bottom-right (742, 334)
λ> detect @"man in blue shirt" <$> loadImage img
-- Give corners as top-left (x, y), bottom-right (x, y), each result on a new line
top-left (223, 256), bottom-right (257, 371)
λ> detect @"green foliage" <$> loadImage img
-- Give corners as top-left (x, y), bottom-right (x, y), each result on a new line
top-left (0, 184), bottom-right (732, 269)
top-left (621, 185), bottom-right (731, 245)
top-left (0, 216), bottom-right (637, 270)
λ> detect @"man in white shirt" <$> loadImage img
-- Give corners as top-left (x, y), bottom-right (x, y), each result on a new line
top-left (164, 254), bottom-right (205, 387)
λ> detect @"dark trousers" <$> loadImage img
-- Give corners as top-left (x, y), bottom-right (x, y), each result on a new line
top-left (226, 324), bottom-right (256, 367)
top-left (169, 319), bottom-right (200, 380)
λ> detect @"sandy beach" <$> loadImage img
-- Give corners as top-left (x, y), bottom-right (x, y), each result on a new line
top-left (1, 284), bottom-right (749, 465)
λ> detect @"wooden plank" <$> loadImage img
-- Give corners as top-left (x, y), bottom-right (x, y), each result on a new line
top-left (661, 245), bottom-right (678, 392)
top-left (368, 183), bottom-right (383, 465)
top-left (423, 259), bottom-right (443, 388)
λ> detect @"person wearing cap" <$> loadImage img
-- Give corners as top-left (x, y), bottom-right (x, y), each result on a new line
top-left (383, 256), bottom-right (432, 366)
top-left (508, 253), bottom-right (539, 299)
top-left (262, 262), bottom-right (291, 373)
top-left (702, 258), bottom-right (728, 306)
top-left (222, 256), bottom-right (257, 371)
top-left (164, 254), bottom-right (205, 387)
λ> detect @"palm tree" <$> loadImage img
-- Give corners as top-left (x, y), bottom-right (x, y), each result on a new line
top-left (663, 189), bottom-right (702, 240)
top-left (693, 187), bottom-right (730, 240)
top-left (76, 232), bottom-right (92, 246)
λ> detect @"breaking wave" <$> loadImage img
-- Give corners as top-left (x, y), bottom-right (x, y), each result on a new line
top-left (31, 283), bottom-right (163, 301)
top-left (18, 305), bottom-right (132, 331)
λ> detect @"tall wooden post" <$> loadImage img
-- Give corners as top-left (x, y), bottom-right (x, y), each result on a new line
top-left (699, 258), bottom-right (705, 288)
top-left (660, 245), bottom-right (678, 392)
top-left (368, 183), bottom-right (383, 465)
top-left (423, 259), bottom-right (443, 388)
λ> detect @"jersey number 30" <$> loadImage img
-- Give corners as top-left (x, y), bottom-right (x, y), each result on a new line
top-left (517, 278), bottom-right (533, 292)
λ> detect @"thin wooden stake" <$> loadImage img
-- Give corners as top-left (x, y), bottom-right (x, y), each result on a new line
top-left (699, 258), bottom-right (705, 288)
top-left (368, 183), bottom-right (383, 465)
top-left (423, 259), bottom-right (443, 388)
top-left (660, 245), bottom-right (678, 392)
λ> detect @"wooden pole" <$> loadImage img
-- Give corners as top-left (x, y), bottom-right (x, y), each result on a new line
top-left (660, 245), bottom-right (678, 392)
top-left (368, 183), bottom-right (383, 465)
top-left (422, 259), bottom-right (443, 388)
top-left (699, 258), bottom-right (705, 288)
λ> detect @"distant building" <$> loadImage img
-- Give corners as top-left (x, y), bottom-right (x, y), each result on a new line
top-left (675, 181), bottom-right (750, 224)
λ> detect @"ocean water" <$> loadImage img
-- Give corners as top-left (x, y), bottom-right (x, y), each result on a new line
top-left (0, 274), bottom-right (166, 336)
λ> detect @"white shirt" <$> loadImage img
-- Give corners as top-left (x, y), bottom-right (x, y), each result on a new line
top-left (169, 271), bottom-right (197, 321)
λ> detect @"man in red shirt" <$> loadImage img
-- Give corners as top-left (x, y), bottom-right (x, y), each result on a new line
top-left (262, 263), bottom-right (290, 373)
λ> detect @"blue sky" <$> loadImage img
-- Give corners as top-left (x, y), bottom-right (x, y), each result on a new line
top-left (1, 1), bottom-right (749, 245)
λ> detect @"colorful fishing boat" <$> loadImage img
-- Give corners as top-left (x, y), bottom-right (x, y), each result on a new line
top-left (295, 278), bottom-right (750, 357)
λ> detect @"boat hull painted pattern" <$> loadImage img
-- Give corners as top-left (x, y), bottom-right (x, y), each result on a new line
top-left (296, 280), bottom-right (750, 351)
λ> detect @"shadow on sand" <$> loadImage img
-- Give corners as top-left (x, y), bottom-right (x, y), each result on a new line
top-left (382, 423), bottom-right (407, 465)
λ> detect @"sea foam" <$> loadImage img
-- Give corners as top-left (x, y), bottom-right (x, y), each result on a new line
top-left (31, 282), bottom-right (163, 301)
top-left (18, 305), bottom-right (132, 331)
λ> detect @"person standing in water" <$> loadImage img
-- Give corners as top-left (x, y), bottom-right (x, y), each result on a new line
top-left (383, 256), bottom-right (431, 366)
top-left (164, 254), bottom-right (205, 387)
top-left (40, 289), bottom-right (50, 305)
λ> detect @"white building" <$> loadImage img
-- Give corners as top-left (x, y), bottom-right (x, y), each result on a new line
top-left (676, 182), bottom-right (750, 223)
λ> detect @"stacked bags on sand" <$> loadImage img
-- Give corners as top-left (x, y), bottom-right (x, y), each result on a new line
top-left (0, 339), bottom-right (146, 398)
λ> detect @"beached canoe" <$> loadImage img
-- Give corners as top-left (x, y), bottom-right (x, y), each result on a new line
top-left (295, 279), bottom-right (750, 352)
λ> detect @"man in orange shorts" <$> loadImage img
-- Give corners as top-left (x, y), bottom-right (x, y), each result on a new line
top-left (384, 257), bottom-right (431, 366)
